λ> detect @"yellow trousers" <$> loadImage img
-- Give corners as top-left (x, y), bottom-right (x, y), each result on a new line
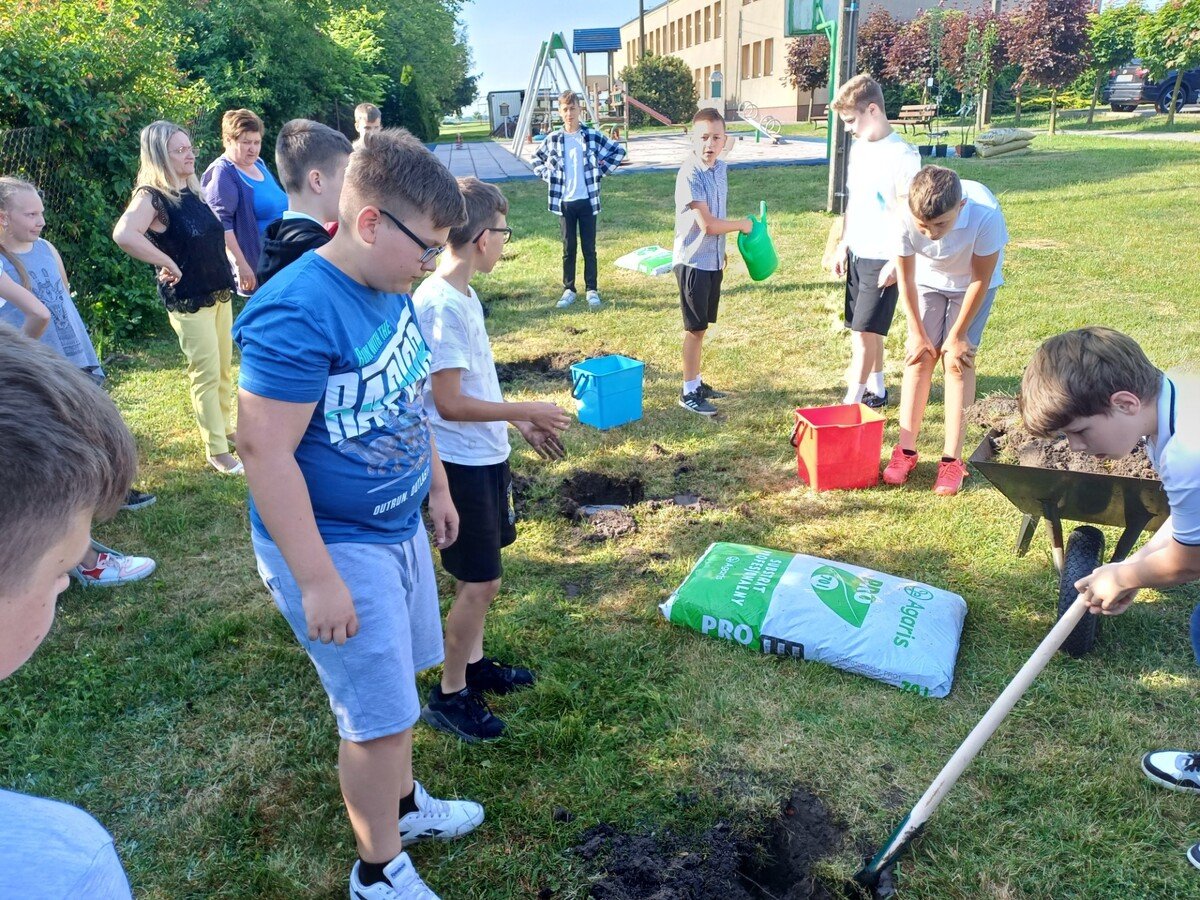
top-left (168, 299), bottom-right (234, 456)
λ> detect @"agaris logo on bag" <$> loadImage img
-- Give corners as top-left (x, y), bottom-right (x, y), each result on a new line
top-left (809, 565), bottom-right (882, 628)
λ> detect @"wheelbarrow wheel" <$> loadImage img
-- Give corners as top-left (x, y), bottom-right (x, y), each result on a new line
top-left (1057, 526), bottom-right (1106, 657)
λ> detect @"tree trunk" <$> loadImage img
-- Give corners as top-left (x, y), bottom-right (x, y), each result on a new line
top-left (1049, 90), bottom-right (1058, 136)
top-left (1014, 88), bottom-right (1022, 127)
top-left (807, 89), bottom-right (815, 122)
top-left (1088, 72), bottom-right (1102, 125)
top-left (1168, 70), bottom-right (1183, 126)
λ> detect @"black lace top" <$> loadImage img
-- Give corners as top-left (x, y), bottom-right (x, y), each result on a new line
top-left (137, 186), bottom-right (235, 313)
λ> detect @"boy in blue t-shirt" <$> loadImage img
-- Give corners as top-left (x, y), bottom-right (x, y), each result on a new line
top-left (0, 327), bottom-right (137, 898)
top-left (235, 130), bottom-right (480, 900)
top-left (1021, 326), bottom-right (1200, 872)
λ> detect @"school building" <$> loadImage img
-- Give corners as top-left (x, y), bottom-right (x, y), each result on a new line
top-left (618, 0), bottom-right (990, 124)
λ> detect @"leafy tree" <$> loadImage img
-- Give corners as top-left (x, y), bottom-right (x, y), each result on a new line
top-left (447, 74), bottom-right (480, 117)
top-left (1085, 2), bottom-right (1147, 123)
top-left (1008, 0), bottom-right (1092, 134)
top-left (887, 12), bottom-right (935, 92)
top-left (618, 53), bottom-right (698, 126)
top-left (1137, 0), bottom-right (1200, 125)
top-left (857, 9), bottom-right (899, 83)
top-left (783, 35), bottom-right (830, 120)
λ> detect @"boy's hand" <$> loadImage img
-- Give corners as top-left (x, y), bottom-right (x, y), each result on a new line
top-left (1075, 563), bottom-right (1140, 615)
top-left (740, 217), bottom-right (754, 235)
top-left (877, 261), bottom-right (897, 289)
top-left (302, 574), bottom-right (359, 645)
top-left (942, 333), bottom-right (976, 374)
top-left (823, 241), bottom-right (848, 277)
top-left (904, 328), bottom-right (937, 365)
top-left (515, 421), bottom-right (567, 460)
top-left (238, 268), bottom-right (258, 295)
top-left (525, 401), bottom-right (572, 435)
top-left (428, 485), bottom-right (459, 549)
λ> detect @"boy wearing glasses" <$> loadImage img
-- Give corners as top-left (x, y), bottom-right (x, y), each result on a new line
top-left (413, 178), bottom-right (571, 743)
top-left (234, 130), bottom-right (482, 900)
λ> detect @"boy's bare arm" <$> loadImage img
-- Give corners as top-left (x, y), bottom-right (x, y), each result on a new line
top-left (0, 271), bottom-right (50, 339)
top-left (942, 251), bottom-right (1000, 371)
top-left (822, 216), bottom-right (846, 275)
top-left (688, 200), bottom-right (752, 237)
top-left (238, 389), bottom-right (358, 645)
top-left (429, 369), bottom-right (570, 434)
top-left (1077, 519), bottom-right (1200, 614)
top-left (427, 437), bottom-right (459, 549)
top-left (896, 255), bottom-right (934, 363)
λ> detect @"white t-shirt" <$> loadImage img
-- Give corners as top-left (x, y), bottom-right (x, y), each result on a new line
top-left (562, 130), bottom-right (589, 202)
top-left (413, 274), bottom-right (510, 466)
top-left (0, 789), bottom-right (133, 899)
top-left (900, 180), bottom-right (1008, 292)
top-left (844, 131), bottom-right (920, 260)
top-left (1147, 374), bottom-right (1200, 546)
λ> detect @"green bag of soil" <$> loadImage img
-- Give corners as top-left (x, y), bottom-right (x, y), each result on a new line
top-left (659, 542), bottom-right (967, 697)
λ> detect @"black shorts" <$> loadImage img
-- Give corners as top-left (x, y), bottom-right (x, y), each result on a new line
top-left (438, 460), bottom-right (517, 583)
top-left (843, 254), bottom-right (900, 336)
top-left (675, 264), bottom-right (723, 332)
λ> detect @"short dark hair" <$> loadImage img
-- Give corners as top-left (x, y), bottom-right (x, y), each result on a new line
top-left (449, 178), bottom-right (508, 249)
top-left (343, 129), bottom-right (466, 231)
top-left (558, 91), bottom-right (581, 108)
top-left (831, 74), bottom-right (886, 114)
top-left (909, 166), bottom-right (962, 221)
top-left (692, 107), bottom-right (725, 126)
top-left (221, 108), bottom-right (264, 144)
top-left (355, 103), bottom-right (381, 123)
top-left (276, 119), bottom-right (353, 195)
top-left (0, 326), bottom-right (136, 592)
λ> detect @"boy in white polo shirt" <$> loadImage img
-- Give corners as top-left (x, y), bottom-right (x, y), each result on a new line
top-left (413, 177), bottom-right (571, 743)
top-left (1019, 326), bottom-right (1200, 872)
top-left (882, 165), bottom-right (1008, 496)
top-left (823, 74), bottom-right (920, 408)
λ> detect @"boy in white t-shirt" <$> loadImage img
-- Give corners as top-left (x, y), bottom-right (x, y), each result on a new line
top-left (1019, 326), bottom-right (1200, 872)
top-left (882, 165), bottom-right (1008, 496)
top-left (0, 327), bottom-right (137, 899)
top-left (413, 177), bottom-right (572, 743)
top-left (824, 74), bottom-right (921, 408)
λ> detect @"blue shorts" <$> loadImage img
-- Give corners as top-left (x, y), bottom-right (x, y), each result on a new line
top-left (252, 524), bottom-right (444, 742)
top-left (917, 285), bottom-right (999, 349)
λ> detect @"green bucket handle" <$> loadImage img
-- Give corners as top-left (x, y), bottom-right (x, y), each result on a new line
top-left (738, 200), bottom-right (778, 282)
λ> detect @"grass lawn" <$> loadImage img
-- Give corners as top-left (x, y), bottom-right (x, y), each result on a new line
top-left (437, 121), bottom-right (495, 143)
top-left (4, 134), bottom-right (1199, 899)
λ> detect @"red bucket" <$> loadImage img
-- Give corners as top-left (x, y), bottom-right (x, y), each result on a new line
top-left (791, 404), bottom-right (886, 491)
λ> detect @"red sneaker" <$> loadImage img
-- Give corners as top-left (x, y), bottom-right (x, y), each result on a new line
top-left (882, 445), bottom-right (919, 485)
top-left (934, 458), bottom-right (969, 496)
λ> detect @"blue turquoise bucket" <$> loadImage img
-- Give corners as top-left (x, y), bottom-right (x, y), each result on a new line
top-left (570, 355), bottom-right (645, 430)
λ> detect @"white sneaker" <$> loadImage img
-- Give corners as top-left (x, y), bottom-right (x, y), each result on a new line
top-left (586, 289), bottom-right (602, 308)
top-left (72, 542), bottom-right (156, 588)
top-left (349, 851), bottom-right (439, 899)
top-left (398, 781), bottom-right (484, 843)
top-left (555, 289), bottom-right (576, 308)
top-left (1141, 750), bottom-right (1200, 793)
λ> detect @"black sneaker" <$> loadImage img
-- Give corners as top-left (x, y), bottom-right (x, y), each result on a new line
top-left (420, 686), bottom-right (505, 743)
top-left (679, 389), bottom-right (718, 417)
top-left (121, 489), bottom-right (157, 511)
top-left (466, 657), bottom-right (535, 696)
top-left (1188, 843), bottom-right (1200, 871)
top-left (698, 381), bottom-right (727, 400)
top-left (862, 389), bottom-right (889, 409)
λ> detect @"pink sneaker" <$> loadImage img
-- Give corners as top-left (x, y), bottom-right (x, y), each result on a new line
top-left (882, 445), bottom-right (918, 485)
top-left (72, 543), bottom-right (157, 588)
top-left (934, 458), bottom-right (969, 496)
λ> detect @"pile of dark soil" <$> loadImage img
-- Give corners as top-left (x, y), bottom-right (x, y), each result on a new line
top-left (560, 472), bottom-right (645, 520)
top-left (970, 395), bottom-right (1159, 480)
top-left (574, 789), bottom-right (845, 900)
top-left (494, 351), bottom-right (578, 385)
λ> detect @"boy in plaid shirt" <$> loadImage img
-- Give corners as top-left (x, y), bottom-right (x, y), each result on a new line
top-left (532, 90), bottom-right (625, 310)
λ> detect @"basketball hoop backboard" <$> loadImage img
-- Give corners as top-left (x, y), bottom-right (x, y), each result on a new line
top-left (786, 0), bottom-right (830, 36)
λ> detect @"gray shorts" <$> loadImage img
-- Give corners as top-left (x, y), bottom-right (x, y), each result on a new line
top-left (918, 285), bottom-right (999, 348)
top-left (252, 524), bottom-right (444, 742)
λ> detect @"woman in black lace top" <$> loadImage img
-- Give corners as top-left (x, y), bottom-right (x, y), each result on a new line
top-left (113, 120), bottom-right (242, 475)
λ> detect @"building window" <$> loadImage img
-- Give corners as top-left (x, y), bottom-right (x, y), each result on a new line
top-left (704, 6), bottom-right (712, 42)
top-left (741, 44), bottom-right (750, 79)
top-left (715, 2), bottom-right (722, 39)
top-left (703, 65), bottom-right (712, 98)
top-left (763, 38), bottom-right (774, 76)
top-left (752, 41), bottom-right (762, 78)
top-left (688, 13), bottom-right (695, 47)
top-left (694, 68), bottom-right (702, 95)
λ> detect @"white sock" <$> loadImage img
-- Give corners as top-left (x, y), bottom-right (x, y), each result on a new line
top-left (684, 378), bottom-right (701, 395)
top-left (867, 372), bottom-right (885, 396)
top-left (843, 384), bottom-right (867, 404)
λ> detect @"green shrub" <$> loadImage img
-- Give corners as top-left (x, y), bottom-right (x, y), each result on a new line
top-left (618, 54), bottom-right (698, 127)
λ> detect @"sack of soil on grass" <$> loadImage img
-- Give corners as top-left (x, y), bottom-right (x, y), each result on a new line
top-left (660, 542), bottom-right (966, 698)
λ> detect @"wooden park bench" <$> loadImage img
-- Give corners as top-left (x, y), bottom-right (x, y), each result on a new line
top-left (890, 104), bottom-right (938, 133)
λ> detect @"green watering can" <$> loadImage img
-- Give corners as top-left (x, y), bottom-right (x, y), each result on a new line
top-left (737, 201), bottom-right (778, 281)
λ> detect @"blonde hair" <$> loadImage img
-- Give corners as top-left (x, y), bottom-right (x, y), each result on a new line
top-left (342, 129), bottom-right (466, 231)
top-left (558, 90), bottom-right (581, 109)
top-left (135, 120), bottom-right (200, 206)
top-left (908, 166), bottom-right (961, 221)
top-left (1019, 327), bottom-right (1162, 437)
top-left (449, 177), bottom-right (508, 249)
top-left (0, 176), bottom-right (38, 289)
top-left (221, 108), bottom-right (264, 145)
top-left (831, 74), bottom-right (886, 115)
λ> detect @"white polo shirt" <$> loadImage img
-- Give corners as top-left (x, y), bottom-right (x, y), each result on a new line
top-left (844, 131), bottom-right (920, 261)
top-left (1146, 374), bottom-right (1200, 546)
top-left (900, 180), bottom-right (1008, 293)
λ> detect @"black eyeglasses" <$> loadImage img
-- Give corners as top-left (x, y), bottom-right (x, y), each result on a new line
top-left (473, 226), bottom-right (513, 244)
top-left (377, 208), bottom-right (445, 265)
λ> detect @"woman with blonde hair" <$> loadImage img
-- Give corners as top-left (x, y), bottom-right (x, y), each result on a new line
top-left (113, 120), bottom-right (242, 475)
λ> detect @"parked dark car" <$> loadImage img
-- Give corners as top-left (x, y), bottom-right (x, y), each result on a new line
top-left (1103, 60), bottom-right (1200, 114)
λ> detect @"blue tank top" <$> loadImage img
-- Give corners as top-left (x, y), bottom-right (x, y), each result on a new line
top-left (238, 160), bottom-right (289, 235)
top-left (0, 239), bottom-right (104, 382)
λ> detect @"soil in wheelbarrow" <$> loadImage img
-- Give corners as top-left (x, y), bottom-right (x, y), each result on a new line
top-left (969, 396), bottom-right (1159, 480)
top-left (571, 788), bottom-right (845, 899)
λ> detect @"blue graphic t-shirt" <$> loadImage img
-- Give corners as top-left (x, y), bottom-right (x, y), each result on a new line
top-left (234, 251), bottom-right (432, 544)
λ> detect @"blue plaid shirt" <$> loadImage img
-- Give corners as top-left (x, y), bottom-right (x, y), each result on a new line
top-left (532, 126), bottom-right (626, 215)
